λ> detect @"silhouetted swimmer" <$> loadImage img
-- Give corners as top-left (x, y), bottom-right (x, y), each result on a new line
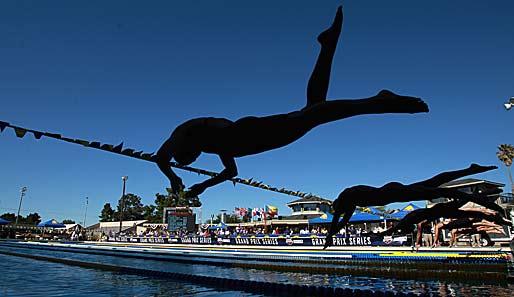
top-left (433, 217), bottom-right (502, 247)
top-left (379, 197), bottom-right (510, 236)
top-left (156, 6), bottom-right (429, 196)
top-left (449, 222), bottom-right (505, 247)
top-left (324, 164), bottom-right (502, 248)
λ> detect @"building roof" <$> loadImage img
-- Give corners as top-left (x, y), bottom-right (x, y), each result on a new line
top-left (286, 197), bottom-right (332, 206)
top-left (278, 214), bottom-right (323, 220)
top-left (440, 178), bottom-right (504, 188)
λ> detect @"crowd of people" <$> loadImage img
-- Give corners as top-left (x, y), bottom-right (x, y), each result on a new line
top-left (93, 210), bottom-right (509, 249)
top-left (411, 217), bottom-right (509, 251)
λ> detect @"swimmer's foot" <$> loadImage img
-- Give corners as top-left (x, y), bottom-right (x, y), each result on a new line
top-left (373, 90), bottom-right (429, 113)
top-left (317, 6), bottom-right (342, 48)
top-left (468, 164), bottom-right (498, 174)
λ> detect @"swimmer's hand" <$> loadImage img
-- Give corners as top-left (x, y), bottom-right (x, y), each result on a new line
top-left (323, 235), bottom-right (334, 249)
top-left (184, 183), bottom-right (206, 198)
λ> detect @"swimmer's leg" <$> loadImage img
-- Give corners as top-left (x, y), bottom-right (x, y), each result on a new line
top-left (302, 90), bottom-right (428, 129)
top-left (435, 188), bottom-right (505, 214)
top-left (411, 164), bottom-right (497, 188)
top-left (306, 6), bottom-right (342, 107)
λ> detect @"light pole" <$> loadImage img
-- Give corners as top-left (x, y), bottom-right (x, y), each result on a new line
top-left (220, 209), bottom-right (227, 223)
top-left (15, 187), bottom-right (27, 225)
top-left (119, 176), bottom-right (128, 234)
top-left (83, 196), bottom-right (88, 227)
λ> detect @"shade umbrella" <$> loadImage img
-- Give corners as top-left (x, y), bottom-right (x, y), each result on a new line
top-left (37, 219), bottom-right (65, 228)
top-left (349, 211), bottom-right (384, 222)
top-left (0, 218), bottom-right (11, 225)
top-left (361, 207), bottom-right (384, 215)
top-left (208, 222), bottom-right (228, 230)
top-left (401, 203), bottom-right (420, 211)
top-left (389, 203), bottom-right (421, 220)
top-left (308, 213), bottom-right (336, 224)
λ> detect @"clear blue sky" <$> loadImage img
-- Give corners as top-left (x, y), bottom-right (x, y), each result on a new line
top-left (0, 0), bottom-right (513, 225)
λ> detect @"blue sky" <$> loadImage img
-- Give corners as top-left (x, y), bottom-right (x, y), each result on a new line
top-left (0, 0), bottom-right (513, 225)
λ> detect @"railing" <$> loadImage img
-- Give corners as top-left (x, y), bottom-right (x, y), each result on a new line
top-left (499, 193), bottom-right (514, 205)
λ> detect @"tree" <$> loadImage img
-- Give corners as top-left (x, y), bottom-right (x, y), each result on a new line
top-left (96, 188), bottom-right (203, 224)
top-left (99, 203), bottom-right (115, 222)
top-left (142, 205), bottom-right (158, 223)
top-left (497, 144), bottom-right (514, 194)
top-left (117, 193), bottom-right (144, 221)
top-left (1, 213), bottom-right (16, 222)
top-left (23, 213), bottom-right (41, 225)
top-left (153, 188), bottom-right (202, 220)
top-left (224, 214), bottom-right (242, 224)
top-left (0, 212), bottom-right (40, 225)
top-left (62, 219), bottom-right (75, 224)
top-left (209, 213), bottom-right (240, 224)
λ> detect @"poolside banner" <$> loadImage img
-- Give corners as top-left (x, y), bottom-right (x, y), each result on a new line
top-left (117, 235), bottom-right (379, 247)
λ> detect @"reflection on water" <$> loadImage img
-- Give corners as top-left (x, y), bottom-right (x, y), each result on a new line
top-left (0, 254), bottom-right (253, 297)
top-left (0, 245), bottom-right (513, 296)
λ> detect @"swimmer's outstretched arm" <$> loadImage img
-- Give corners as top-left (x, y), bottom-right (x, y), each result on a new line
top-left (186, 155), bottom-right (238, 197)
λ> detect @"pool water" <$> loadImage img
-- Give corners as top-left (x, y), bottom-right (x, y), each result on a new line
top-left (0, 245), bottom-right (513, 296)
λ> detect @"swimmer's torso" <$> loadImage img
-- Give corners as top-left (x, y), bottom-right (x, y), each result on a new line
top-left (172, 114), bottom-right (314, 157)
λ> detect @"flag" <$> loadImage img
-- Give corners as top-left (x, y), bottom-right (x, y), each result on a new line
top-left (14, 127), bottom-right (27, 138)
top-left (239, 208), bottom-right (248, 217)
top-left (33, 131), bottom-right (43, 139)
top-left (265, 205), bottom-right (278, 216)
top-left (234, 207), bottom-right (240, 215)
top-left (247, 208), bottom-right (252, 217)
top-left (0, 121), bottom-right (9, 132)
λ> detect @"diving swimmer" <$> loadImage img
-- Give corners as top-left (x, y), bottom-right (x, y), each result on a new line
top-left (155, 6), bottom-right (429, 197)
top-left (325, 164), bottom-right (503, 248)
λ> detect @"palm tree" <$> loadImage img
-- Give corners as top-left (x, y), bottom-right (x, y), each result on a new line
top-left (496, 144), bottom-right (514, 194)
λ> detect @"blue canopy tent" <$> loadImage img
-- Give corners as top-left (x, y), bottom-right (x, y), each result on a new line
top-left (0, 218), bottom-right (11, 225)
top-left (308, 213), bottom-right (335, 224)
top-left (309, 211), bottom-right (384, 224)
top-left (349, 211), bottom-right (384, 222)
top-left (361, 207), bottom-right (384, 216)
top-left (37, 219), bottom-right (65, 228)
top-left (389, 203), bottom-right (421, 220)
top-left (209, 222), bottom-right (228, 230)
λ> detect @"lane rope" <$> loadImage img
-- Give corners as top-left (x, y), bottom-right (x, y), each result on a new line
top-left (0, 120), bottom-right (324, 200)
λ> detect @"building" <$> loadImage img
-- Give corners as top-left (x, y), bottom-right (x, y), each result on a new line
top-left (87, 220), bottom-right (147, 236)
top-left (427, 178), bottom-right (504, 208)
